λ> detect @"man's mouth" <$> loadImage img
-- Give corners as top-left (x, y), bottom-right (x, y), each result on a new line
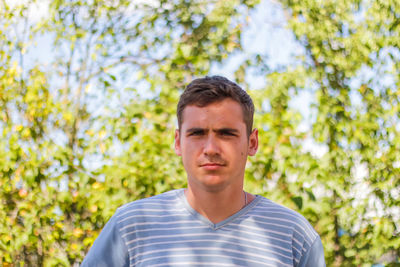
top-left (200, 162), bottom-right (225, 170)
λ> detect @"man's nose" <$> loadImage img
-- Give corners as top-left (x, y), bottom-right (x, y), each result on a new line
top-left (203, 134), bottom-right (220, 155)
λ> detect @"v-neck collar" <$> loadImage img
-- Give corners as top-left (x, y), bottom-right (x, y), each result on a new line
top-left (176, 188), bottom-right (261, 230)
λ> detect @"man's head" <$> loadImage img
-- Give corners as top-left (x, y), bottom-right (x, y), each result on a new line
top-left (177, 76), bottom-right (254, 136)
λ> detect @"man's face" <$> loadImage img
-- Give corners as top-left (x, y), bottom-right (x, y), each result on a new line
top-left (175, 98), bottom-right (258, 192)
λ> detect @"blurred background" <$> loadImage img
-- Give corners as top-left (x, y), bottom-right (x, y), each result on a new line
top-left (0, 0), bottom-right (399, 266)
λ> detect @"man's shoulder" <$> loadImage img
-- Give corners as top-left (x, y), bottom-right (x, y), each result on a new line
top-left (252, 196), bottom-right (319, 242)
top-left (118, 189), bottom-right (180, 209)
top-left (255, 196), bottom-right (309, 220)
top-left (113, 189), bottom-right (183, 225)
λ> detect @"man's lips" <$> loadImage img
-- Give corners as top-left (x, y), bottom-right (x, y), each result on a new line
top-left (200, 163), bottom-right (225, 170)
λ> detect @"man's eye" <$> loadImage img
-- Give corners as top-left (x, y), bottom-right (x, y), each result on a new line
top-left (221, 131), bottom-right (235, 136)
top-left (189, 131), bottom-right (203, 136)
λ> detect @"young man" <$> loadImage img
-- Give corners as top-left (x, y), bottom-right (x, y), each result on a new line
top-left (82, 76), bottom-right (325, 266)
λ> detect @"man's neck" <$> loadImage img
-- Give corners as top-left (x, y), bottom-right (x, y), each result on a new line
top-left (184, 186), bottom-right (254, 224)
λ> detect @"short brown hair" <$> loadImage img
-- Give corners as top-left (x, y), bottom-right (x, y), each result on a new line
top-left (177, 76), bottom-right (254, 136)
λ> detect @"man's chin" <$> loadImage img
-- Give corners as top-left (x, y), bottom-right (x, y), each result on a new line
top-left (198, 177), bottom-right (230, 192)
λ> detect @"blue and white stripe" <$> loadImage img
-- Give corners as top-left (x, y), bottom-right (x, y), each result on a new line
top-left (114, 189), bottom-right (319, 267)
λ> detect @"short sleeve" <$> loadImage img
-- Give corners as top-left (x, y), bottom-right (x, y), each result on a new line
top-left (81, 213), bottom-right (129, 267)
top-left (298, 236), bottom-right (326, 267)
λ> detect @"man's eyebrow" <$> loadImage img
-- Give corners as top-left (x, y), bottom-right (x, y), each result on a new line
top-left (185, 127), bottom-right (239, 134)
top-left (186, 127), bottom-right (206, 133)
top-left (214, 128), bottom-right (239, 133)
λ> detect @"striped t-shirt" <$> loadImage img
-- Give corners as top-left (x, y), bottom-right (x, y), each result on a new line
top-left (82, 189), bottom-right (325, 267)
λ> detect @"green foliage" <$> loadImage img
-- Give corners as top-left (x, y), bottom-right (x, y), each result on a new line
top-left (0, 0), bottom-right (399, 266)
top-left (0, 0), bottom-right (259, 265)
top-left (246, 0), bottom-right (400, 265)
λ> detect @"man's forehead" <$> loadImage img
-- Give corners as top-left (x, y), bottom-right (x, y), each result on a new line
top-left (185, 126), bottom-right (240, 132)
top-left (180, 101), bottom-right (245, 129)
top-left (183, 99), bottom-right (242, 113)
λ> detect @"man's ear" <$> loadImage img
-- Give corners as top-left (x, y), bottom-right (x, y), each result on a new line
top-left (248, 128), bottom-right (258, 156)
top-left (174, 129), bottom-right (182, 156)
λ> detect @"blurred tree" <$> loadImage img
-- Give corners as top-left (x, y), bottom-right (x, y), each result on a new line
top-left (0, 0), bottom-right (260, 265)
top-left (245, 0), bottom-right (400, 266)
